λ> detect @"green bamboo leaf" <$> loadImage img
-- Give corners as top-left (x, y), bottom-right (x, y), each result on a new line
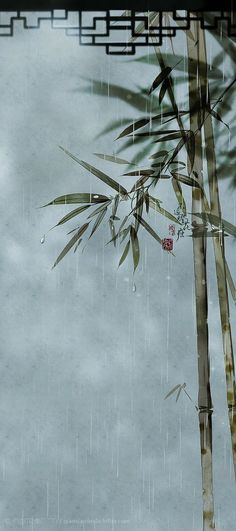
top-left (89, 208), bottom-right (107, 238)
top-left (124, 169), bottom-right (154, 177)
top-left (117, 118), bottom-right (150, 139)
top-left (55, 205), bottom-right (90, 226)
top-left (134, 191), bottom-right (144, 231)
top-left (149, 150), bottom-right (168, 160)
top-left (87, 202), bottom-right (111, 219)
top-left (109, 219), bottom-right (116, 247)
top-left (52, 223), bottom-right (89, 268)
top-left (164, 384), bottom-right (181, 400)
top-left (94, 153), bottom-right (134, 165)
top-left (132, 129), bottom-right (180, 138)
top-left (149, 196), bottom-right (181, 224)
top-left (120, 226), bottom-right (131, 243)
top-left (171, 178), bottom-right (187, 215)
top-left (44, 193), bottom-right (109, 207)
top-left (187, 133), bottom-right (195, 174)
top-left (112, 194), bottom-right (120, 219)
top-left (159, 77), bottom-right (170, 104)
top-left (74, 238), bottom-right (83, 253)
top-left (130, 226), bottom-right (140, 272)
top-left (176, 386), bottom-right (183, 402)
top-left (145, 193), bottom-right (150, 214)
top-left (207, 108), bottom-right (229, 129)
top-left (133, 214), bottom-right (162, 245)
top-left (171, 172), bottom-right (201, 188)
top-left (153, 132), bottom-right (184, 143)
top-left (148, 66), bottom-right (172, 95)
top-left (191, 212), bottom-right (236, 237)
top-left (59, 146), bottom-right (128, 196)
top-left (130, 174), bottom-right (150, 192)
top-left (118, 240), bottom-right (130, 267)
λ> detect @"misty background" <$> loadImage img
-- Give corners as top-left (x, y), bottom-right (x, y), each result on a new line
top-left (0, 14), bottom-right (236, 530)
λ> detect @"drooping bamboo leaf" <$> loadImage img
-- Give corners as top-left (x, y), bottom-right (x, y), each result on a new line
top-left (133, 214), bottom-right (162, 245)
top-left (171, 172), bottom-right (201, 188)
top-left (44, 193), bottom-right (109, 207)
top-left (89, 208), bottom-right (107, 238)
top-left (59, 146), bottom-right (128, 196)
top-left (117, 118), bottom-right (150, 139)
top-left (118, 240), bottom-right (131, 267)
top-left (130, 226), bottom-right (140, 272)
top-left (148, 66), bottom-right (172, 95)
top-left (176, 386), bottom-right (183, 402)
top-left (171, 178), bottom-right (187, 215)
top-left (109, 219), bottom-right (116, 247)
top-left (94, 153), bottom-right (134, 165)
top-left (55, 205), bottom-right (90, 226)
top-left (207, 108), bottom-right (229, 129)
top-left (153, 132), bottom-right (184, 143)
top-left (52, 223), bottom-right (89, 268)
top-left (132, 129), bottom-right (181, 138)
top-left (191, 212), bottom-right (236, 237)
top-left (149, 196), bottom-right (181, 224)
top-left (149, 150), bottom-right (168, 160)
top-left (124, 169), bottom-right (154, 177)
top-left (164, 384), bottom-right (181, 400)
top-left (159, 77), bottom-right (170, 104)
top-left (134, 191), bottom-right (144, 231)
top-left (74, 238), bottom-right (83, 253)
top-left (130, 174), bottom-right (151, 192)
top-left (87, 202), bottom-right (110, 219)
top-left (112, 194), bottom-right (120, 219)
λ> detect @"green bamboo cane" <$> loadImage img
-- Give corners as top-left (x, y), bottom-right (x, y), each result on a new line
top-left (198, 24), bottom-right (236, 477)
top-left (187, 20), bottom-right (216, 531)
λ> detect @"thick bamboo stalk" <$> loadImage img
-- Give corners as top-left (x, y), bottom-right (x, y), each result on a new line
top-left (198, 25), bottom-right (236, 476)
top-left (187, 21), bottom-right (216, 531)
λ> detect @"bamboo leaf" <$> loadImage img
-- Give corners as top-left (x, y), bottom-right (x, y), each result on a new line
top-left (89, 208), bottom-right (107, 238)
top-left (133, 214), bottom-right (162, 245)
top-left (112, 194), bottom-right (120, 219)
top-left (171, 172), bottom-right (201, 188)
top-left (117, 118), bottom-right (150, 139)
top-left (164, 384), bottom-right (181, 400)
top-left (59, 146), bottom-right (128, 196)
top-left (149, 150), bottom-right (168, 160)
top-left (87, 202), bottom-right (110, 219)
top-left (207, 108), bottom-right (229, 129)
top-left (109, 219), bottom-right (116, 247)
top-left (55, 205), bottom-right (90, 226)
top-left (44, 193), bottom-right (109, 206)
top-left (153, 132), bottom-right (184, 143)
top-left (124, 169), bottom-right (154, 177)
top-left (52, 223), bottom-right (89, 268)
top-left (74, 238), bottom-right (83, 253)
top-left (191, 212), bottom-right (236, 237)
top-left (171, 178), bottom-right (187, 215)
top-left (130, 226), bottom-right (140, 272)
top-left (149, 196), bottom-right (181, 224)
top-left (118, 240), bottom-right (130, 267)
top-left (176, 386), bottom-right (183, 402)
top-left (94, 153), bottom-right (134, 165)
top-left (159, 77), bottom-right (170, 104)
top-left (148, 66), bottom-right (172, 95)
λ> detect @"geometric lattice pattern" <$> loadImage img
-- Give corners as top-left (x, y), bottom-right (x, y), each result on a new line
top-left (0, 10), bottom-right (235, 54)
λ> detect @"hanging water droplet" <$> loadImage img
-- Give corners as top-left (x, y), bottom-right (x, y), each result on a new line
top-left (40, 235), bottom-right (45, 244)
top-left (132, 282), bottom-right (136, 293)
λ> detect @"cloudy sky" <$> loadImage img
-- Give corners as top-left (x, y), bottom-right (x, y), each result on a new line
top-left (0, 13), bottom-right (236, 531)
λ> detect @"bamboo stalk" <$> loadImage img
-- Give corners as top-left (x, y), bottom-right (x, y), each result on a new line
top-left (187, 21), bottom-right (216, 531)
top-left (198, 25), bottom-right (236, 477)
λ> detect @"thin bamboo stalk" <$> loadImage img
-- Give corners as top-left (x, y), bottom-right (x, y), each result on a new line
top-left (187, 21), bottom-right (216, 531)
top-left (198, 25), bottom-right (236, 477)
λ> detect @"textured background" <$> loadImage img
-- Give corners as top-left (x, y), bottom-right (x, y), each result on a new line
top-left (0, 18), bottom-right (236, 530)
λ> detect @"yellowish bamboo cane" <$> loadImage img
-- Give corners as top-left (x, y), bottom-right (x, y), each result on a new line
top-left (198, 25), bottom-right (236, 477)
top-left (187, 21), bottom-right (216, 531)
